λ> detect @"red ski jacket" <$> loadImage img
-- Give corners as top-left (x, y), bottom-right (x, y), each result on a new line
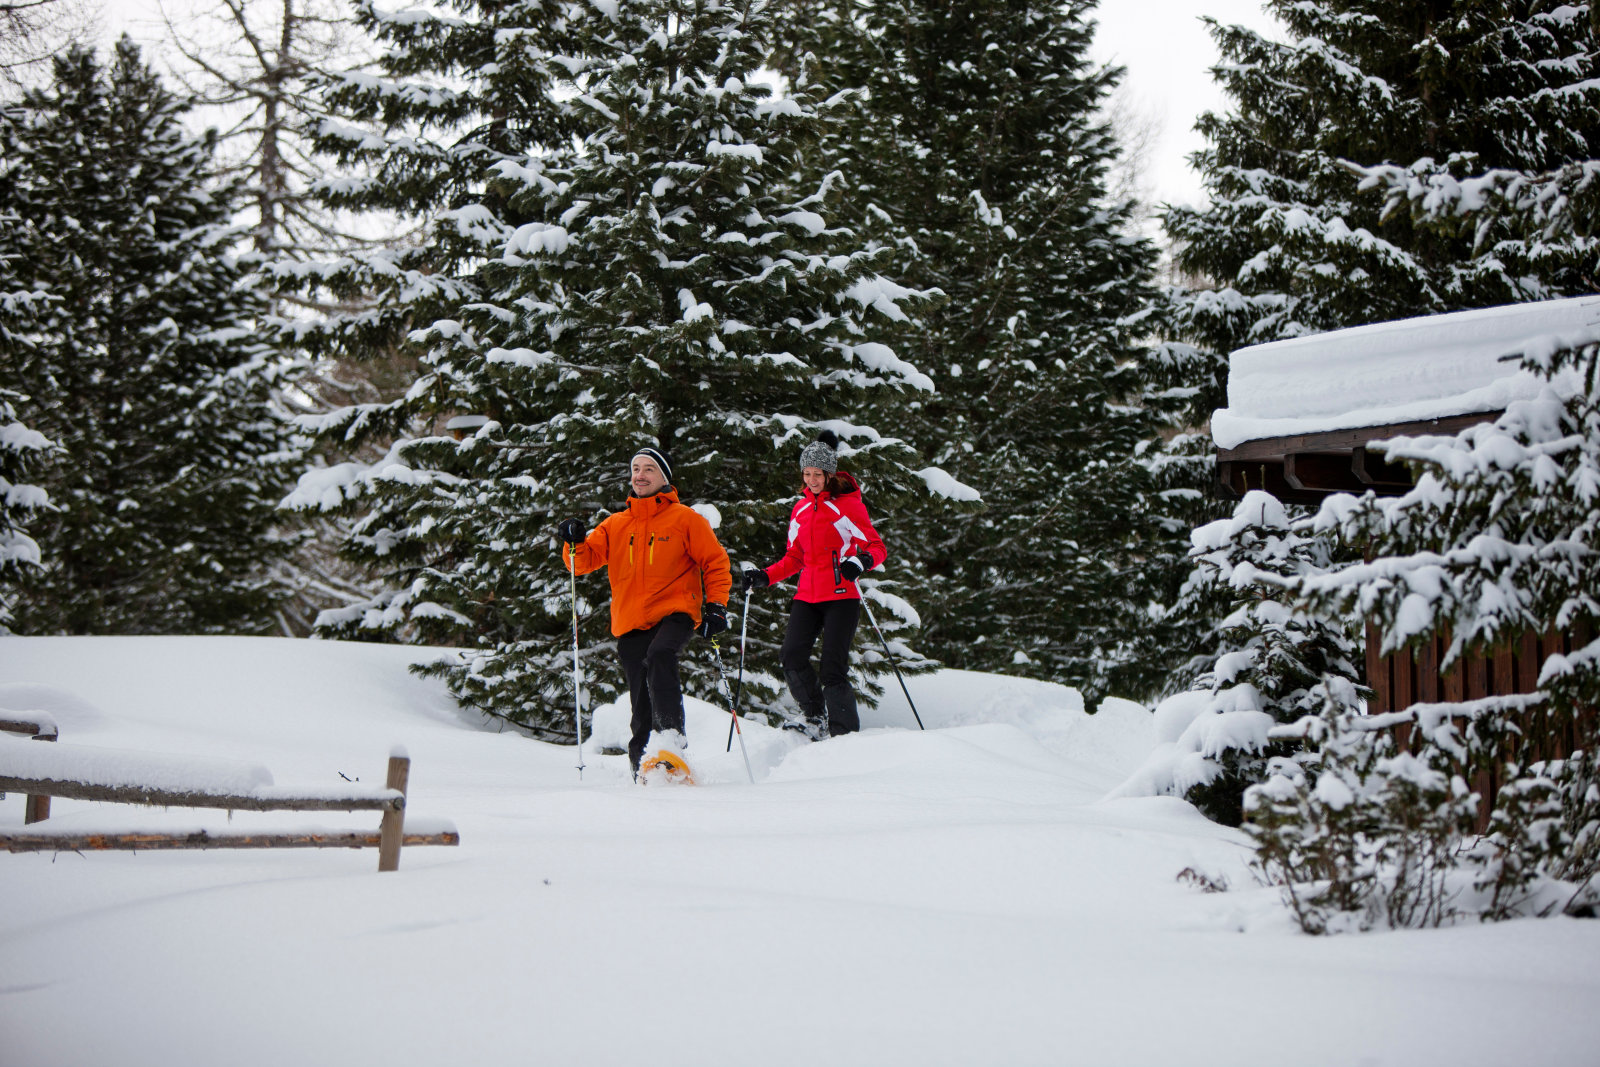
top-left (763, 473), bottom-right (888, 603)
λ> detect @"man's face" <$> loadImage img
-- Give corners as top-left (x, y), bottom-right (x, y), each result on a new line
top-left (631, 456), bottom-right (667, 497)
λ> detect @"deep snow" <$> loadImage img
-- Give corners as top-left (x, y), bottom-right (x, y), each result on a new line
top-left (1, 636), bottom-right (1596, 1067)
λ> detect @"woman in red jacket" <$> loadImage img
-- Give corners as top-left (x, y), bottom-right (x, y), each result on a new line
top-left (741, 430), bottom-right (887, 739)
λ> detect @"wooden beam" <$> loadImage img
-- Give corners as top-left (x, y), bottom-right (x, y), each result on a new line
top-left (378, 753), bottom-right (410, 873)
top-left (0, 718), bottom-right (56, 738)
top-left (1518, 631), bottom-right (1539, 692)
top-left (1364, 621), bottom-right (1388, 714)
top-left (1215, 459), bottom-right (1329, 504)
top-left (22, 731), bottom-right (57, 825)
top-left (1493, 643), bottom-right (1514, 695)
top-left (1351, 448), bottom-right (1413, 489)
top-left (0, 829), bottom-right (458, 853)
top-left (0, 777), bottom-right (402, 813)
top-left (1217, 411), bottom-right (1501, 464)
top-left (1466, 651), bottom-right (1490, 701)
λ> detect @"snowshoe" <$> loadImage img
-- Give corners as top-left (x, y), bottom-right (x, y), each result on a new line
top-left (780, 717), bottom-right (826, 743)
top-left (638, 749), bottom-right (695, 785)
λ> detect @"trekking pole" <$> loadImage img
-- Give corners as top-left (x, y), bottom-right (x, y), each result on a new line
top-left (726, 586), bottom-right (752, 753)
top-left (710, 638), bottom-right (756, 783)
top-left (568, 554), bottom-right (587, 779)
top-left (859, 595), bottom-right (925, 730)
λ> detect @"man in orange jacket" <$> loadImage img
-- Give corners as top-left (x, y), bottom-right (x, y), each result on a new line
top-left (559, 446), bottom-right (732, 778)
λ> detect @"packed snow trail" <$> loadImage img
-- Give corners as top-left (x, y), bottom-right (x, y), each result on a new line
top-left (1, 637), bottom-right (1596, 1067)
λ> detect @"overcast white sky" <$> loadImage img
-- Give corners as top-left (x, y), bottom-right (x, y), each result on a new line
top-left (95, 0), bottom-right (1281, 209)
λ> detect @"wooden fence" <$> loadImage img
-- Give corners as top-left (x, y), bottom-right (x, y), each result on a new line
top-left (1363, 620), bottom-right (1597, 827)
top-left (0, 719), bottom-right (457, 872)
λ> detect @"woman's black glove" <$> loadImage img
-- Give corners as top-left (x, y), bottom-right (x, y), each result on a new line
top-left (839, 552), bottom-right (874, 581)
top-left (697, 602), bottom-right (729, 639)
top-left (557, 518), bottom-right (586, 545)
top-left (740, 567), bottom-right (770, 593)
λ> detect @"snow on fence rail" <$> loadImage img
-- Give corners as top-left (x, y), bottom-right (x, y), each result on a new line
top-left (0, 724), bottom-right (456, 872)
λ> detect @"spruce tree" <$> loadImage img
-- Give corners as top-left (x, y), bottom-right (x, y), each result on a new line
top-left (0, 386), bottom-right (53, 628)
top-left (292, 0), bottom-right (944, 738)
top-left (1352, 0), bottom-right (1600, 297)
top-left (0, 39), bottom-right (299, 635)
top-left (1138, 0), bottom-right (1600, 699)
top-left (778, 0), bottom-right (1163, 700)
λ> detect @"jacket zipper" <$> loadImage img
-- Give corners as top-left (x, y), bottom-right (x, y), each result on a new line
top-left (648, 533), bottom-right (656, 564)
top-left (628, 533), bottom-right (634, 566)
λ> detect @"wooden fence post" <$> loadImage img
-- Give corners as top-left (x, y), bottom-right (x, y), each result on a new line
top-left (24, 731), bottom-right (57, 825)
top-left (377, 749), bottom-right (409, 873)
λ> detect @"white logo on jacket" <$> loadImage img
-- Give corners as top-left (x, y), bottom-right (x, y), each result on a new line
top-left (833, 515), bottom-right (867, 558)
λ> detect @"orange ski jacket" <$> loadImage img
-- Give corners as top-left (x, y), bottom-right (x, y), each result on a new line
top-left (563, 488), bottom-right (731, 637)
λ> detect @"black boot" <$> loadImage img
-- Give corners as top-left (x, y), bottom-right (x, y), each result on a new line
top-left (823, 683), bottom-right (859, 736)
top-left (785, 668), bottom-right (829, 740)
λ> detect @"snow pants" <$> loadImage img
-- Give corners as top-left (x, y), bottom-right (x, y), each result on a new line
top-left (616, 612), bottom-right (695, 771)
top-left (780, 598), bottom-right (861, 737)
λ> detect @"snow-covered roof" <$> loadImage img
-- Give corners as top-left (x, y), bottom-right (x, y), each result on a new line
top-left (1212, 296), bottom-right (1600, 450)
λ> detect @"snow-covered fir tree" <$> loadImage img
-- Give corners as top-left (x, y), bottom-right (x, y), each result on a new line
top-left (1131, 490), bottom-right (1363, 825)
top-left (777, 0), bottom-right (1164, 701)
top-left (1135, 0), bottom-right (1600, 699)
top-left (0, 387), bottom-right (53, 629)
top-left (290, 0), bottom-right (949, 738)
top-left (0, 39), bottom-right (300, 635)
top-left (1280, 334), bottom-right (1600, 927)
top-left (1346, 2), bottom-right (1600, 301)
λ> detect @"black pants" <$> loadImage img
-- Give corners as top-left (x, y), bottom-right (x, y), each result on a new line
top-left (615, 612), bottom-right (695, 770)
top-left (780, 598), bottom-right (861, 737)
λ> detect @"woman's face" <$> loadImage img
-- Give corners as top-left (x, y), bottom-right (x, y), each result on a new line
top-left (802, 467), bottom-right (827, 494)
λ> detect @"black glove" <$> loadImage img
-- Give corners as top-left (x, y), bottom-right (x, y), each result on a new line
top-left (740, 568), bottom-right (770, 593)
top-left (839, 551), bottom-right (874, 581)
top-left (697, 602), bottom-right (729, 639)
top-left (557, 518), bottom-right (585, 545)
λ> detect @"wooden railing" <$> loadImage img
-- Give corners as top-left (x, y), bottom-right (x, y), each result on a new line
top-left (0, 720), bottom-right (457, 872)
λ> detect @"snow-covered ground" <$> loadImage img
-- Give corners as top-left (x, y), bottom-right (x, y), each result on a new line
top-left (1, 636), bottom-right (1596, 1066)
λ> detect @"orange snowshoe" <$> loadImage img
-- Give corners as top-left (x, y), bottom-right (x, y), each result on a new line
top-left (638, 749), bottom-right (695, 785)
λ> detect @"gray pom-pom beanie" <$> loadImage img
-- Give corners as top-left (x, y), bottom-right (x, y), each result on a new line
top-left (798, 429), bottom-right (839, 474)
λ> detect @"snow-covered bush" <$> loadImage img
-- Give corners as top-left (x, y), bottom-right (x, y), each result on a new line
top-left (1246, 684), bottom-right (1478, 933)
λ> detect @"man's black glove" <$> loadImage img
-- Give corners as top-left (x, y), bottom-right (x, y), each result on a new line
top-left (740, 567), bottom-right (770, 593)
top-left (839, 551), bottom-right (874, 581)
top-left (697, 602), bottom-right (729, 639)
top-left (557, 518), bottom-right (586, 545)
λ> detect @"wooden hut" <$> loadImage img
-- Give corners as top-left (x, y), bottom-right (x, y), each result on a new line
top-left (1211, 297), bottom-right (1599, 748)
